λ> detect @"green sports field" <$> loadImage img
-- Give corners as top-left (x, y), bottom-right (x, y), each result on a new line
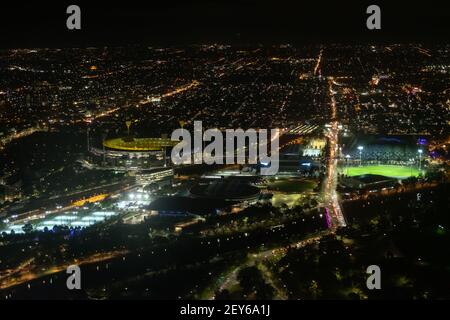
top-left (342, 165), bottom-right (420, 179)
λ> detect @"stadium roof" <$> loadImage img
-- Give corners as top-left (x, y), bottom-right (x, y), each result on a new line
top-left (103, 137), bottom-right (177, 151)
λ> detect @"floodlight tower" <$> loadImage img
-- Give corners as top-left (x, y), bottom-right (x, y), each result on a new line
top-left (357, 146), bottom-right (364, 167)
top-left (418, 149), bottom-right (423, 172)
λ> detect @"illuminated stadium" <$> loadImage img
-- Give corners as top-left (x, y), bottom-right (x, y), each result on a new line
top-left (341, 135), bottom-right (427, 163)
top-left (339, 135), bottom-right (427, 190)
top-left (338, 165), bottom-right (420, 191)
top-left (103, 137), bottom-right (177, 151)
top-left (88, 136), bottom-right (177, 171)
top-left (341, 135), bottom-right (427, 174)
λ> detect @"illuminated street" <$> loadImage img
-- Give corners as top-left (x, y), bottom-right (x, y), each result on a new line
top-left (323, 79), bottom-right (346, 229)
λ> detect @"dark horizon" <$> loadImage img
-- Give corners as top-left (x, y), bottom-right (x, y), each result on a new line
top-left (1, 1), bottom-right (450, 48)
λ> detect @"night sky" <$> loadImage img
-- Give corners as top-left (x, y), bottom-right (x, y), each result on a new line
top-left (1, 1), bottom-right (450, 48)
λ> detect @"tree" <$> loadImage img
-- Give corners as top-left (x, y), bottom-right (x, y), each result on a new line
top-left (215, 289), bottom-right (231, 300)
top-left (22, 223), bottom-right (33, 234)
top-left (238, 266), bottom-right (261, 295)
top-left (255, 282), bottom-right (274, 300)
top-left (309, 280), bottom-right (321, 299)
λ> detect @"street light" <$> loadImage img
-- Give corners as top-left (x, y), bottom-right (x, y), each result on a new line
top-left (418, 149), bottom-right (423, 172)
top-left (357, 146), bottom-right (363, 166)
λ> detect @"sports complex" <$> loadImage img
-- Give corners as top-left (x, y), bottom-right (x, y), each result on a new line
top-left (338, 135), bottom-right (427, 190)
top-left (88, 136), bottom-right (177, 171)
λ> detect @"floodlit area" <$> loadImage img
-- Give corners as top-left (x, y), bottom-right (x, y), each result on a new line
top-left (1, 211), bottom-right (117, 234)
top-left (272, 194), bottom-right (306, 208)
top-left (1, 188), bottom-right (155, 234)
top-left (341, 165), bottom-right (421, 179)
top-left (115, 190), bottom-right (152, 210)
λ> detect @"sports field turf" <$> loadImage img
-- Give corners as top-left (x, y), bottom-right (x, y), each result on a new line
top-left (343, 165), bottom-right (420, 178)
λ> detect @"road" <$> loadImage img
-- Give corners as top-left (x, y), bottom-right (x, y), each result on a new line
top-left (323, 79), bottom-right (347, 229)
top-left (208, 230), bottom-right (330, 300)
top-left (314, 49), bottom-right (323, 76)
top-left (0, 125), bottom-right (49, 149)
top-left (0, 250), bottom-right (128, 290)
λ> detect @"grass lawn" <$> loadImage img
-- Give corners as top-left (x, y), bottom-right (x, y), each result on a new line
top-left (343, 165), bottom-right (420, 178)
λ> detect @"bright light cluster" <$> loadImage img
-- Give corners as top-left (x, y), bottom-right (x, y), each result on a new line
top-left (1, 211), bottom-right (117, 234)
